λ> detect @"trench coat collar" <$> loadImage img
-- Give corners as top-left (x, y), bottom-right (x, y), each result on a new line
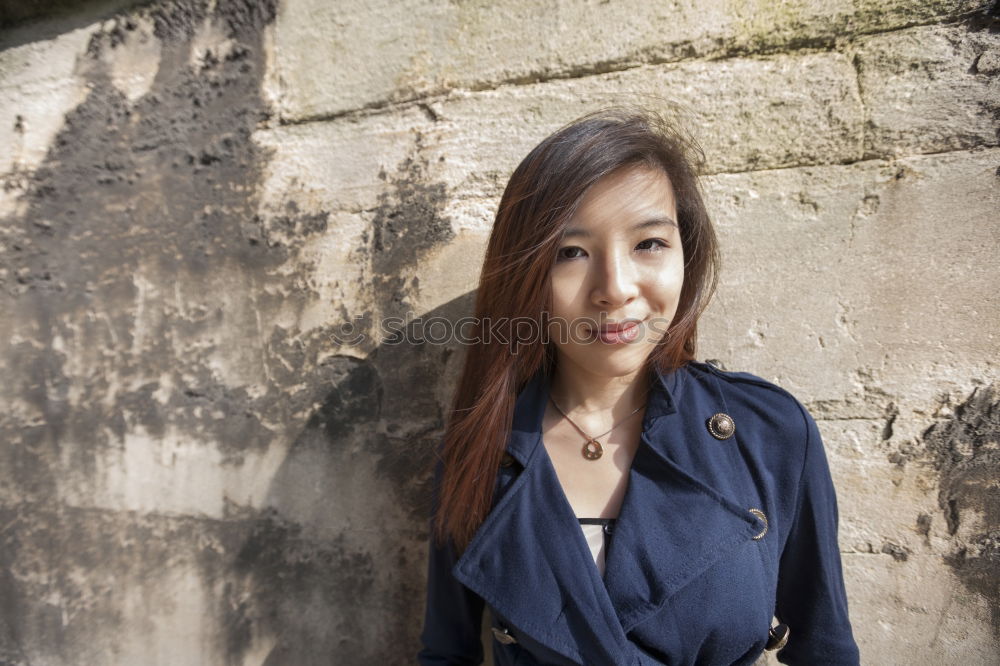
top-left (504, 364), bottom-right (680, 468)
top-left (452, 363), bottom-right (764, 664)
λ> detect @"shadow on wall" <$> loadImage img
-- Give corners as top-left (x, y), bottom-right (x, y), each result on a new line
top-left (0, 0), bottom-right (467, 664)
top-left (247, 291), bottom-right (475, 665)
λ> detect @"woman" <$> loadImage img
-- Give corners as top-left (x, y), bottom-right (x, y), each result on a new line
top-left (417, 107), bottom-right (860, 665)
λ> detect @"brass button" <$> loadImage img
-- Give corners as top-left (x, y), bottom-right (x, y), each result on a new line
top-left (749, 508), bottom-right (768, 540)
top-left (492, 626), bottom-right (517, 644)
top-left (707, 413), bottom-right (735, 440)
top-left (499, 452), bottom-right (515, 468)
top-left (765, 623), bottom-right (789, 651)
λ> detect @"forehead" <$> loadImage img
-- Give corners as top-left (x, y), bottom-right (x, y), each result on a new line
top-left (570, 166), bottom-right (677, 228)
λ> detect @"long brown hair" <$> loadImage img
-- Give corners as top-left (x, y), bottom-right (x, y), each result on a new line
top-left (431, 105), bottom-right (720, 552)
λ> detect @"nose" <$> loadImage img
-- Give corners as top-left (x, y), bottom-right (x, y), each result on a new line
top-left (590, 249), bottom-right (638, 309)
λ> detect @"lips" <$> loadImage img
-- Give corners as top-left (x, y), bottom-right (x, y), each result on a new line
top-left (589, 320), bottom-right (641, 344)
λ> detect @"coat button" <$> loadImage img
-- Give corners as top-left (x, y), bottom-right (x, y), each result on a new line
top-left (749, 508), bottom-right (768, 540)
top-left (707, 413), bottom-right (735, 440)
top-left (499, 452), bottom-right (515, 468)
top-left (765, 623), bottom-right (789, 651)
top-left (603, 522), bottom-right (613, 535)
top-left (492, 626), bottom-right (518, 645)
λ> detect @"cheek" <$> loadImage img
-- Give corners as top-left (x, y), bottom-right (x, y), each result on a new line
top-left (548, 273), bottom-right (581, 315)
top-left (547, 295), bottom-right (582, 338)
top-left (647, 264), bottom-right (684, 301)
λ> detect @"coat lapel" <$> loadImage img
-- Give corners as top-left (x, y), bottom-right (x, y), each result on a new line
top-left (452, 369), bottom-right (631, 664)
top-left (452, 364), bottom-right (766, 661)
top-left (605, 366), bottom-right (765, 633)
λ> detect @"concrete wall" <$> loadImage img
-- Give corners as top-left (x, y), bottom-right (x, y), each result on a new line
top-left (0, 0), bottom-right (997, 664)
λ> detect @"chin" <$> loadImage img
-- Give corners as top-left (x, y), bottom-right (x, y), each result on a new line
top-left (571, 347), bottom-right (653, 378)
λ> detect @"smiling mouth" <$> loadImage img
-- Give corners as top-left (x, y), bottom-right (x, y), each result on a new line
top-left (587, 320), bottom-right (642, 344)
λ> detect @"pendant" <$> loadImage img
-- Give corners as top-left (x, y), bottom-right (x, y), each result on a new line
top-left (582, 438), bottom-right (603, 460)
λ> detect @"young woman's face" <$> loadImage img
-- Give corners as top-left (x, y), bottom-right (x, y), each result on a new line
top-left (546, 165), bottom-right (684, 379)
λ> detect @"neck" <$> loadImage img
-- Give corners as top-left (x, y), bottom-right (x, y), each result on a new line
top-left (549, 361), bottom-right (650, 416)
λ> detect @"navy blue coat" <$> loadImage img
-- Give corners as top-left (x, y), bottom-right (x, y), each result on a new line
top-left (418, 361), bottom-right (860, 665)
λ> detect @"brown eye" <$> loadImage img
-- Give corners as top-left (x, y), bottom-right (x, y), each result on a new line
top-left (557, 246), bottom-right (586, 261)
top-left (636, 239), bottom-right (668, 252)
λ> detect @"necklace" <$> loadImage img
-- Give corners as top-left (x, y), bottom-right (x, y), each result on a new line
top-left (549, 391), bottom-right (646, 461)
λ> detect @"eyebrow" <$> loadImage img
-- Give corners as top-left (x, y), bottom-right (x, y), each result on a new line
top-left (560, 217), bottom-right (678, 239)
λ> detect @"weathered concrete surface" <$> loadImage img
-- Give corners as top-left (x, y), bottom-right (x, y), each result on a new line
top-left (0, 501), bottom-right (433, 665)
top-left (701, 148), bottom-right (1000, 400)
top-left (269, 0), bottom-right (987, 121)
top-left (853, 23), bottom-right (1000, 158)
top-left (254, 50), bottom-right (863, 228)
top-left (1, 0), bottom-right (998, 664)
top-left (0, 0), bottom-right (151, 28)
top-left (421, 51), bottom-right (865, 182)
top-left (0, 22), bottom-right (95, 177)
top-left (0, 0), bottom-right (444, 663)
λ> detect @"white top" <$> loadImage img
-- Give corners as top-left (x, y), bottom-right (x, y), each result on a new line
top-left (578, 518), bottom-right (615, 577)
